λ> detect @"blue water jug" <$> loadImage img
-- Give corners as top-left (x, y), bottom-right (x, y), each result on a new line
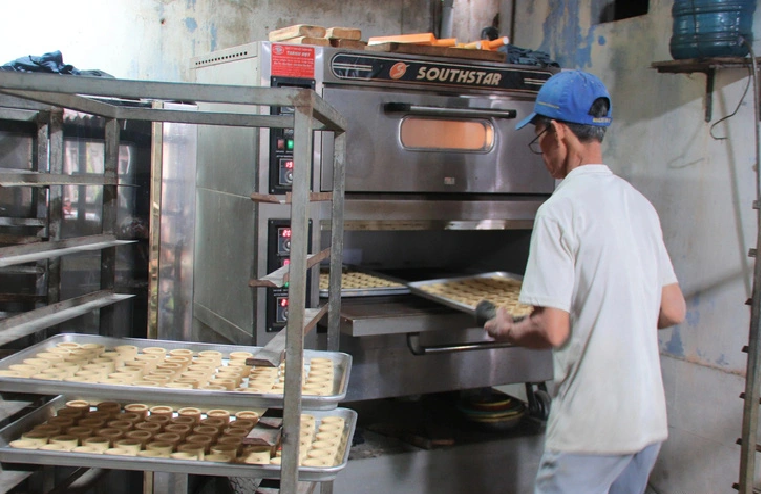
top-left (670, 0), bottom-right (756, 59)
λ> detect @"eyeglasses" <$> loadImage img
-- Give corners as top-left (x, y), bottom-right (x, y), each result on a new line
top-left (528, 127), bottom-right (551, 155)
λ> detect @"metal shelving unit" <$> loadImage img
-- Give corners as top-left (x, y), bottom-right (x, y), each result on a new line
top-left (0, 84), bottom-right (137, 492)
top-left (0, 71), bottom-right (348, 494)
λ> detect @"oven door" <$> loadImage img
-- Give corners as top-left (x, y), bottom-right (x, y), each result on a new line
top-left (320, 87), bottom-right (553, 194)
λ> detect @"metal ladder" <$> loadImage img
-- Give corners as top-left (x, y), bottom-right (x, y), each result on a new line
top-left (737, 53), bottom-right (761, 494)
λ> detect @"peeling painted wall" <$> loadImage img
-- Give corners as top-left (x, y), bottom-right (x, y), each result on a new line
top-left (508, 0), bottom-right (760, 490)
top-left (0, 0), bottom-right (432, 82)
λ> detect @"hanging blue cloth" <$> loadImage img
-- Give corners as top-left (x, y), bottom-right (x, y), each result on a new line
top-left (1, 50), bottom-right (80, 74)
top-left (501, 45), bottom-right (560, 68)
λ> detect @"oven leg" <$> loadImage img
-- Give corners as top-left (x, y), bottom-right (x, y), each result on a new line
top-left (525, 382), bottom-right (551, 421)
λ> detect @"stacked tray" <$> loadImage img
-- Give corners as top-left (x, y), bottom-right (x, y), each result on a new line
top-left (0, 396), bottom-right (357, 481)
top-left (457, 391), bottom-right (526, 431)
top-left (407, 272), bottom-right (532, 318)
top-left (0, 334), bottom-right (352, 410)
top-left (318, 267), bottom-right (409, 298)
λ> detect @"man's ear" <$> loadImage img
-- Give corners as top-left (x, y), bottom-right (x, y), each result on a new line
top-left (549, 120), bottom-right (563, 137)
top-left (551, 120), bottom-right (572, 143)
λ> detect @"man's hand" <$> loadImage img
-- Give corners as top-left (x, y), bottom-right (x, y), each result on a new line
top-left (484, 306), bottom-right (515, 342)
top-left (484, 306), bottom-right (570, 349)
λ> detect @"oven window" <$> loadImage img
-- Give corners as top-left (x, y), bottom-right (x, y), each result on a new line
top-left (400, 117), bottom-right (494, 152)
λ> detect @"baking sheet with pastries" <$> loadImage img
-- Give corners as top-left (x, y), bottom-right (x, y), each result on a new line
top-left (318, 269), bottom-right (409, 297)
top-left (0, 396), bottom-right (357, 481)
top-left (0, 334), bottom-right (351, 410)
top-left (408, 272), bottom-right (533, 317)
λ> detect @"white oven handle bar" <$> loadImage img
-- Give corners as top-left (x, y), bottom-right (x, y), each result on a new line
top-left (384, 102), bottom-right (517, 119)
top-left (406, 332), bottom-right (515, 355)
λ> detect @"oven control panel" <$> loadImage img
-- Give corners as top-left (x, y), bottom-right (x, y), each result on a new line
top-left (266, 219), bottom-right (312, 332)
top-left (269, 76), bottom-right (315, 194)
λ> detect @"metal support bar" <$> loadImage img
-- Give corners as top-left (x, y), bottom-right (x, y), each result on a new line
top-left (287, 191), bottom-right (334, 203)
top-left (704, 68), bottom-right (716, 123)
top-left (249, 248), bottom-right (331, 287)
top-left (251, 191), bottom-right (335, 205)
top-left (245, 306), bottom-right (330, 368)
top-left (250, 192), bottom-right (285, 204)
top-left (0, 217), bottom-right (44, 227)
top-left (310, 93), bottom-right (348, 133)
top-left (0, 93), bottom-right (52, 111)
top-left (0, 107), bottom-right (40, 121)
top-left (99, 118), bottom-right (120, 337)
top-left (0, 72), bottom-right (326, 113)
top-left (0, 234), bottom-right (41, 244)
top-left (147, 101), bottom-right (164, 341)
top-left (119, 106), bottom-right (294, 128)
top-left (0, 266), bottom-right (44, 274)
top-left (1, 89), bottom-right (119, 118)
top-left (280, 104), bottom-right (313, 494)
top-left (0, 73), bottom-right (346, 131)
top-left (0, 291), bottom-right (133, 345)
top-left (0, 172), bottom-right (123, 187)
top-left (326, 132), bottom-right (346, 354)
top-left (0, 235), bottom-right (133, 268)
top-left (34, 110), bottom-right (51, 344)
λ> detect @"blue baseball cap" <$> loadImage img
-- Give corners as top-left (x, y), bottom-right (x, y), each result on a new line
top-left (515, 71), bottom-right (612, 130)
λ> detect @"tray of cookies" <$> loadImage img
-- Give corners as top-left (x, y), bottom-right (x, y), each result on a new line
top-left (318, 267), bottom-right (409, 298)
top-left (0, 395), bottom-right (357, 481)
top-left (0, 334), bottom-right (351, 410)
top-left (407, 272), bottom-right (533, 319)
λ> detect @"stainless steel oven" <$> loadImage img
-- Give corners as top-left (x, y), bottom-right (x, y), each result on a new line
top-left (190, 42), bottom-right (557, 400)
top-left (319, 87), bottom-right (553, 194)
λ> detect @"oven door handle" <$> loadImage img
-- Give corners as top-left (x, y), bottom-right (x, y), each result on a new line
top-left (384, 102), bottom-right (517, 119)
top-left (406, 333), bottom-right (514, 356)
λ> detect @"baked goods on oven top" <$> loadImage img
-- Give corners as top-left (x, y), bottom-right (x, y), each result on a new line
top-left (319, 271), bottom-right (404, 290)
top-left (420, 276), bottom-right (533, 317)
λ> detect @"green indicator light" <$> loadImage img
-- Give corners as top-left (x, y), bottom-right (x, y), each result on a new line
top-left (284, 282), bottom-right (290, 288)
top-left (286, 139), bottom-right (294, 151)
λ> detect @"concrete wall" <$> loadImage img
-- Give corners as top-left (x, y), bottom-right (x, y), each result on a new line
top-left (0, 0), bottom-right (432, 82)
top-left (507, 0), bottom-right (761, 491)
top-left (451, 0), bottom-right (500, 43)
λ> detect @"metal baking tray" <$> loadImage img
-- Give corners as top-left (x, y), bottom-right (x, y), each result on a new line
top-left (0, 334), bottom-right (352, 411)
top-left (319, 266), bottom-right (410, 298)
top-left (0, 396), bottom-right (357, 482)
top-left (407, 271), bottom-right (525, 316)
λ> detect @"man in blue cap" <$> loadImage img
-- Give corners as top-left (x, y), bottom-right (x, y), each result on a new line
top-left (484, 71), bottom-right (686, 493)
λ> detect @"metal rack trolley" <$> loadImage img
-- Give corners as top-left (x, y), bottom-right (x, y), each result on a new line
top-left (0, 71), bottom-right (348, 494)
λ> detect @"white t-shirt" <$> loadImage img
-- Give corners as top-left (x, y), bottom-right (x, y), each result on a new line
top-left (519, 164), bottom-right (677, 454)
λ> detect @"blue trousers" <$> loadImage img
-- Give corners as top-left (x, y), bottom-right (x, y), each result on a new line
top-left (534, 443), bottom-right (662, 494)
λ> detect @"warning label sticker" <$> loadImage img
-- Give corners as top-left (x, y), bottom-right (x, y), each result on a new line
top-left (271, 44), bottom-right (316, 78)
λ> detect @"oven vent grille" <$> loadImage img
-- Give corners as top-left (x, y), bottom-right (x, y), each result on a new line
top-left (193, 50), bottom-right (252, 68)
